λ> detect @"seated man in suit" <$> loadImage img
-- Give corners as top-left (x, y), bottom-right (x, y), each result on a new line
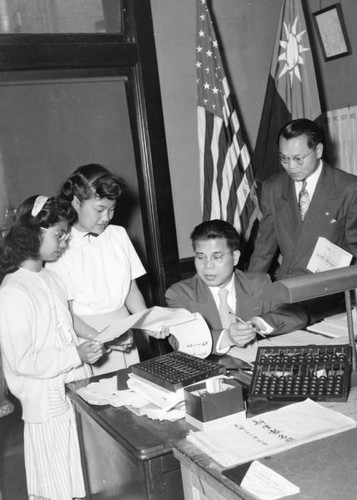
top-left (165, 220), bottom-right (308, 354)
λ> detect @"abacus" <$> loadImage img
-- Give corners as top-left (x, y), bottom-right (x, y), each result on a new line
top-left (250, 344), bottom-right (352, 402)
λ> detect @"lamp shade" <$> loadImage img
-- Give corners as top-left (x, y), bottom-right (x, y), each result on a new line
top-left (265, 266), bottom-right (357, 304)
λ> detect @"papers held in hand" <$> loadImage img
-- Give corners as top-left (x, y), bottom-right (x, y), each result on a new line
top-left (96, 306), bottom-right (212, 358)
top-left (307, 237), bottom-right (353, 273)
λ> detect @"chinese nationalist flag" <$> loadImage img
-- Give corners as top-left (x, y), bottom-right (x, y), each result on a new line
top-left (253, 0), bottom-right (322, 181)
top-left (196, 0), bottom-right (260, 241)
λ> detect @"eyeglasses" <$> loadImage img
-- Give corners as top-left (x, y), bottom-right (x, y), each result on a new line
top-left (195, 251), bottom-right (232, 265)
top-left (41, 227), bottom-right (71, 243)
top-left (278, 148), bottom-right (316, 166)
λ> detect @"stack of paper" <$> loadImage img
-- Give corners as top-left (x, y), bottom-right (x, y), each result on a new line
top-left (127, 374), bottom-right (185, 411)
top-left (76, 375), bottom-right (186, 421)
top-left (307, 309), bottom-right (357, 338)
top-left (187, 399), bottom-right (356, 467)
top-left (76, 376), bottom-right (148, 408)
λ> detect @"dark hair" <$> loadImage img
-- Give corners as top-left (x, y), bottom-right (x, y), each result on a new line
top-left (59, 164), bottom-right (125, 203)
top-left (0, 195), bottom-right (75, 282)
top-left (278, 119), bottom-right (324, 149)
top-left (190, 220), bottom-right (241, 251)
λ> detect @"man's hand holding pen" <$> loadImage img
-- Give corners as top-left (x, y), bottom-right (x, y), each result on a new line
top-left (228, 321), bottom-right (256, 347)
top-left (227, 314), bottom-right (272, 348)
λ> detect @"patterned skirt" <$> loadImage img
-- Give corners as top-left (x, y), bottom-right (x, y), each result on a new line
top-left (24, 377), bottom-right (86, 500)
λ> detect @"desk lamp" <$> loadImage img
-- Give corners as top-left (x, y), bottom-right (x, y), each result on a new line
top-left (267, 266), bottom-right (357, 387)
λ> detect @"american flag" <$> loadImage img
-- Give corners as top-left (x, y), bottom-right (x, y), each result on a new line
top-left (196, 0), bottom-right (260, 241)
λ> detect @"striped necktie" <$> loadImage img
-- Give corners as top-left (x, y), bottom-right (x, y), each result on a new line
top-left (218, 288), bottom-right (234, 329)
top-left (298, 180), bottom-right (310, 221)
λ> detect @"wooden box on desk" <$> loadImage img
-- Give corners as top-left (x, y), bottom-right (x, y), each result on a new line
top-left (184, 378), bottom-right (245, 430)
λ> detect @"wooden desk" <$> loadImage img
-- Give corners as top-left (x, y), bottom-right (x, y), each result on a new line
top-left (67, 370), bottom-right (191, 500)
top-left (173, 388), bottom-right (357, 500)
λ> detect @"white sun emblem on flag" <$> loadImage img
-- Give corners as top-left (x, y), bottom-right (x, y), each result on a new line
top-left (278, 16), bottom-right (309, 85)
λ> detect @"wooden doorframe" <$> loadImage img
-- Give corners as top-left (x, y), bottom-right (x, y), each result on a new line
top-left (0, 0), bottom-right (180, 306)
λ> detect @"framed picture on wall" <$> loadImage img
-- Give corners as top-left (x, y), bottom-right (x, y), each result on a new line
top-left (312, 4), bottom-right (352, 61)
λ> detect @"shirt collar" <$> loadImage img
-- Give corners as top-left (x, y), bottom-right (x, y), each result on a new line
top-left (69, 226), bottom-right (99, 246)
top-left (295, 159), bottom-right (323, 198)
top-left (209, 274), bottom-right (235, 299)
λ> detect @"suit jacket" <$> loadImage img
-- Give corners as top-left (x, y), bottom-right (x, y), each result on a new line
top-left (248, 162), bottom-right (357, 280)
top-left (165, 270), bottom-right (308, 354)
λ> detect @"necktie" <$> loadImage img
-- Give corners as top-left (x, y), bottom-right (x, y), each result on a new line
top-left (218, 288), bottom-right (234, 329)
top-left (298, 180), bottom-right (310, 221)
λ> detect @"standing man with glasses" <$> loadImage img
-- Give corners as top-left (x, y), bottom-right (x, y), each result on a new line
top-left (165, 220), bottom-right (308, 354)
top-left (249, 118), bottom-right (357, 280)
top-left (248, 118), bottom-right (357, 323)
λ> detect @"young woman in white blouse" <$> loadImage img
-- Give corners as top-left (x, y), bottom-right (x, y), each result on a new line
top-left (47, 164), bottom-right (168, 374)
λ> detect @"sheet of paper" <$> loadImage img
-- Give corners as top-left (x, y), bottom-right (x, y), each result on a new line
top-left (76, 376), bottom-right (150, 407)
top-left (95, 306), bottom-right (212, 358)
top-left (127, 374), bottom-right (185, 411)
top-left (76, 375), bottom-right (185, 420)
top-left (170, 312), bottom-right (212, 358)
top-left (129, 401), bottom-right (186, 421)
top-left (240, 460), bottom-right (300, 500)
top-left (228, 330), bottom-right (349, 365)
top-left (307, 236), bottom-right (353, 273)
top-left (307, 308), bottom-right (357, 338)
top-left (187, 399), bottom-right (357, 468)
top-left (96, 306), bottom-right (197, 343)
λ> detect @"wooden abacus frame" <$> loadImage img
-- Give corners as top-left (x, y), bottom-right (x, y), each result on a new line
top-left (267, 266), bottom-right (357, 387)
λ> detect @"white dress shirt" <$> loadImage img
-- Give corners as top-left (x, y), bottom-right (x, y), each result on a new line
top-left (209, 274), bottom-right (273, 353)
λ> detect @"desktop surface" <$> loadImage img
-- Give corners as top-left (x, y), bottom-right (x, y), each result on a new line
top-left (174, 387), bottom-right (357, 500)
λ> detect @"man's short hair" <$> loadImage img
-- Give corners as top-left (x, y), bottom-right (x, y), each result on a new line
top-left (190, 219), bottom-right (240, 251)
top-left (278, 118), bottom-right (325, 149)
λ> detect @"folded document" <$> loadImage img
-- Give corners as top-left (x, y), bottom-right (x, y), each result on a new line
top-left (96, 306), bottom-right (212, 358)
top-left (187, 398), bottom-right (357, 467)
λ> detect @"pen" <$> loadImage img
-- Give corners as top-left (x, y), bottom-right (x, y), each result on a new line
top-left (256, 331), bottom-right (273, 342)
top-left (230, 313), bottom-right (272, 342)
top-left (229, 313), bottom-right (247, 324)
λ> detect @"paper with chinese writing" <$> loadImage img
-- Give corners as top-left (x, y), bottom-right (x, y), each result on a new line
top-left (187, 398), bottom-right (356, 467)
top-left (95, 306), bottom-right (212, 358)
top-left (169, 312), bottom-right (211, 358)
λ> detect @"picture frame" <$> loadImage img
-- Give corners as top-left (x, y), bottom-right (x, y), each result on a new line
top-left (312, 3), bottom-right (352, 61)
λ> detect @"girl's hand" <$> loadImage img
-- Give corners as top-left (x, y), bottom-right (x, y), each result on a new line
top-left (106, 330), bottom-right (134, 353)
top-left (77, 340), bottom-right (106, 364)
